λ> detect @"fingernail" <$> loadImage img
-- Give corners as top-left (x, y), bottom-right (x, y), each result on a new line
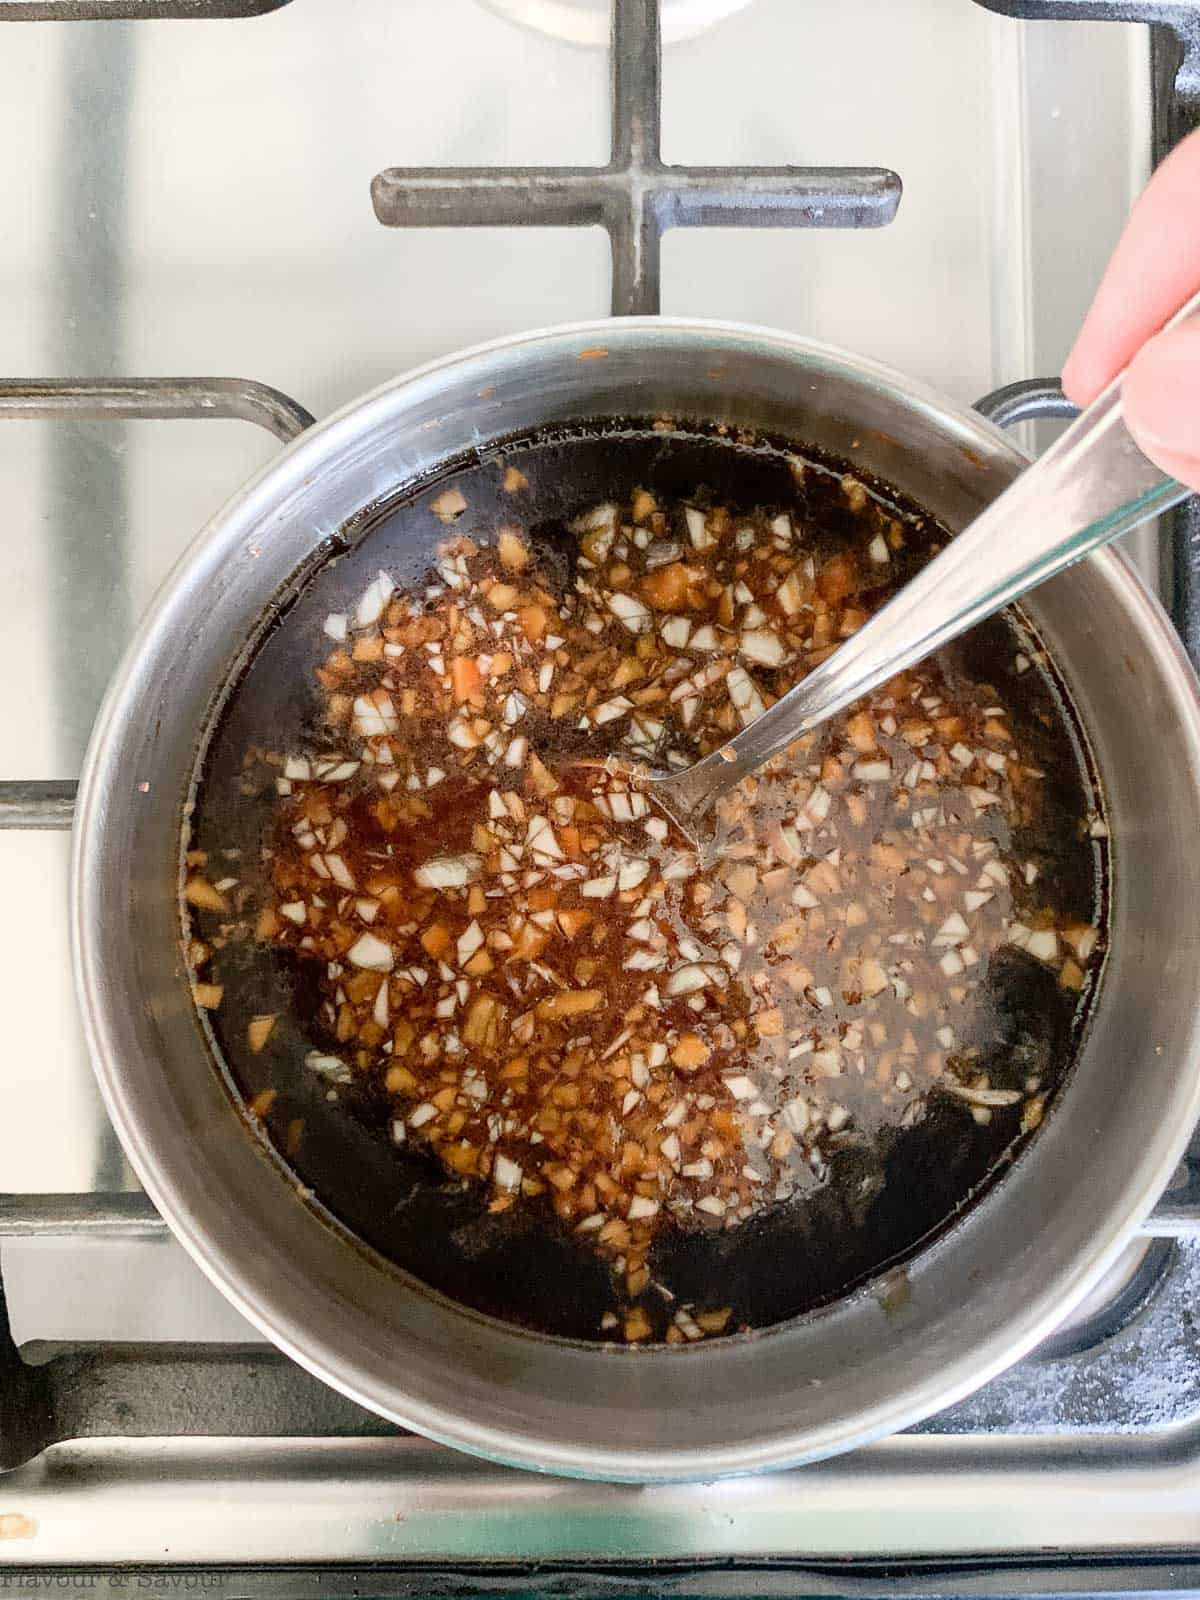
top-left (1123, 322), bottom-right (1200, 458)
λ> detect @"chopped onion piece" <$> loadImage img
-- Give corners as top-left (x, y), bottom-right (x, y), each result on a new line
top-left (306, 1051), bottom-right (351, 1084)
top-left (775, 570), bottom-right (805, 615)
top-left (503, 691), bottom-right (528, 726)
top-left (1026, 929), bottom-right (1059, 963)
top-left (347, 932), bottom-right (394, 972)
top-left (944, 1083), bottom-right (1022, 1108)
top-left (685, 506), bottom-right (716, 550)
top-left (457, 920), bottom-right (485, 966)
top-left (431, 488), bottom-right (468, 524)
top-left (571, 501), bottom-right (617, 535)
top-left (965, 786), bottom-right (1002, 810)
top-left (355, 571), bottom-right (395, 628)
top-left (726, 666), bottom-right (766, 726)
top-left (617, 858), bottom-right (650, 891)
top-left (740, 628), bottom-right (784, 666)
top-left (665, 964), bottom-right (709, 996)
top-left (807, 786), bottom-right (832, 824)
top-left (414, 853), bottom-right (483, 889)
top-left (624, 948), bottom-right (666, 970)
top-left (852, 760), bottom-right (892, 783)
top-left (933, 911), bottom-right (969, 947)
top-left (494, 1154), bottom-right (523, 1189)
top-left (607, 591), bottom-right (653, 634)
top-left (593, 695), bottom-right (633, 727)
top-left (353, 692), bottom-right (399, 738)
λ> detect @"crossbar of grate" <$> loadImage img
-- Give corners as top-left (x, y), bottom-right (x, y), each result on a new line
top-left (0, 0), bottom-right (288, 16)
top-left (371, 0), bottom-right (901, 318)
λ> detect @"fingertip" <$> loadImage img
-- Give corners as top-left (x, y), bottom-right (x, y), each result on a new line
top-left (1060, 127), bottom-right (1200, 406)
top-left (1060, 344), bottom-right (1106, 410)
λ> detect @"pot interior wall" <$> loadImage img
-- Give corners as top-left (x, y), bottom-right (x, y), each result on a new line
top-left (74, 321), bottom-right (1200, 1479)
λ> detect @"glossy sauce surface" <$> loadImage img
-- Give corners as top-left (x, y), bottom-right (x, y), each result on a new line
top-left (184, 424), bottom-right (1107, 1343)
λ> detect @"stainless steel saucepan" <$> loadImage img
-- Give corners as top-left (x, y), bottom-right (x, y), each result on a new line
top-left (71, 318), bottom-right (1200, 1481)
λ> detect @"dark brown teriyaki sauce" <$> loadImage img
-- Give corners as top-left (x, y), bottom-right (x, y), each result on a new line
top-left (187, 421), bottom-right (1108, 1342)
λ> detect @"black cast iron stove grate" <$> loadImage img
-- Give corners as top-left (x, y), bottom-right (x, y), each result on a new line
top-left (370, 0), bottom-right (900, 316)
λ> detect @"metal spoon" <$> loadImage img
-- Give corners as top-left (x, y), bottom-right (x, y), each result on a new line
top-left (642, 288), bottom-right (1200, 839)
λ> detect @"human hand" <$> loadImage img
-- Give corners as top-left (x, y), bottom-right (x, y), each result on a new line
top-left (1062, 126), bottom-right (1200, 492)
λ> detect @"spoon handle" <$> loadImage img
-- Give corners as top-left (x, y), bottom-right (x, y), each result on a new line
top-left (661, 288), bottom-right (1200, 823)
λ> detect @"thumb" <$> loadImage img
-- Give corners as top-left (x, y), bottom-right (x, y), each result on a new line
top-left (1121, 320), bottom-right (1200, 492)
